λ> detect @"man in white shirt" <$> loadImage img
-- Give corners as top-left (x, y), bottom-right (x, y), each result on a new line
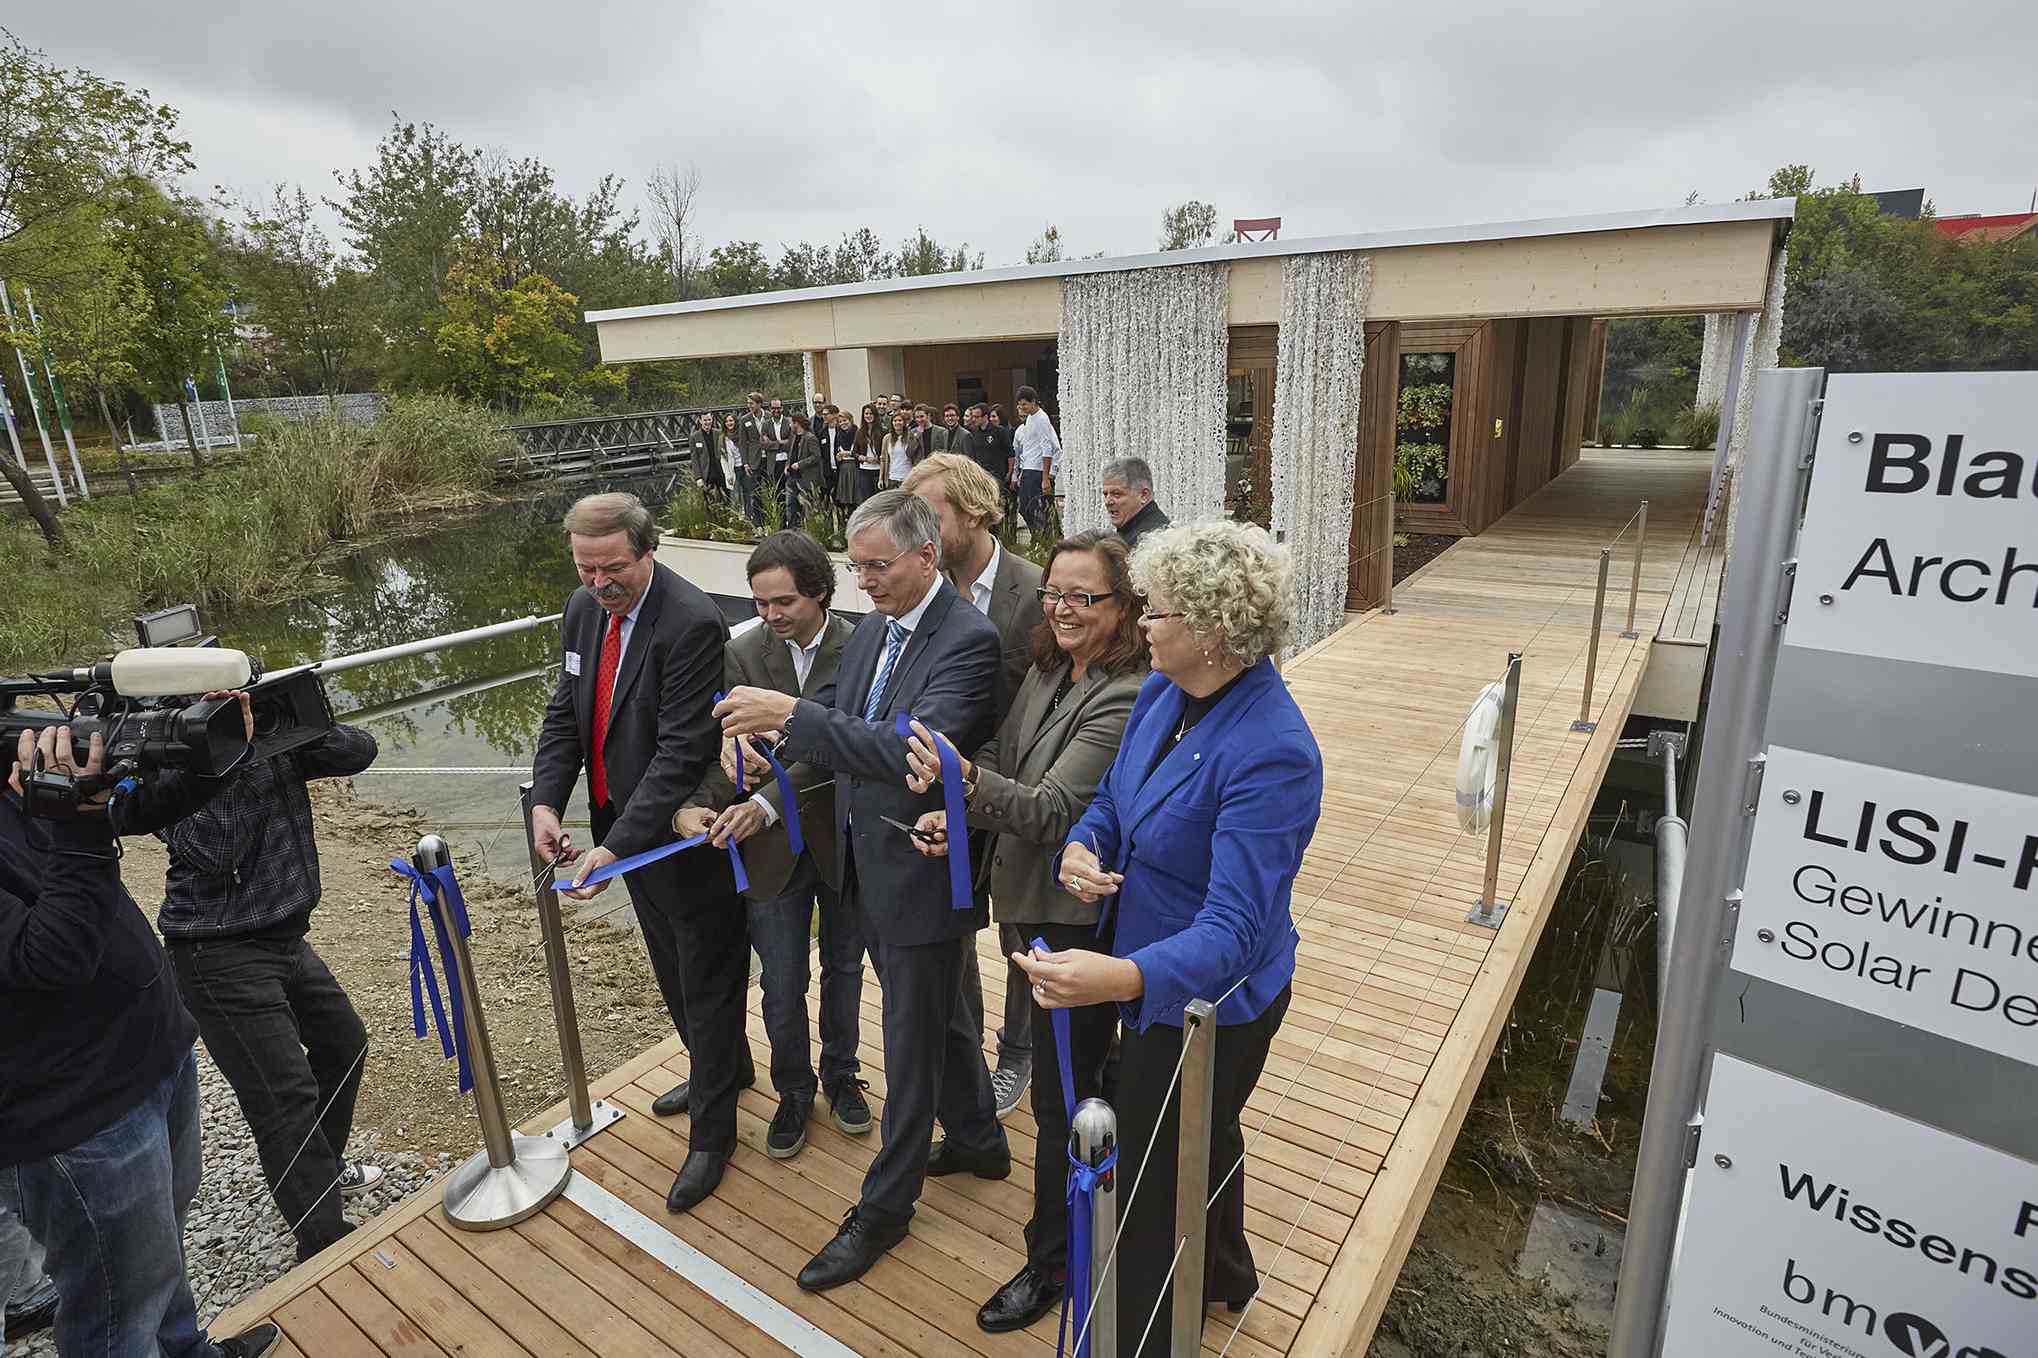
top-left (676, 532), bottom-right (868, 1158)
top-left (1012, 386), bottom-right (1060, 538)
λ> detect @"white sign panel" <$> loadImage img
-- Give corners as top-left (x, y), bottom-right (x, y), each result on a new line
top-left (1733, 746), bottom-right (2038, 1068)
top-left (1663, 1055), bottom-right (2038, 1358)
top-left (1786, 371), bottom-right (2038, 679)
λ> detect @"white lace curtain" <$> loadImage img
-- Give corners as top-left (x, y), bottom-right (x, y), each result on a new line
top-left (1056, 262), bottom-right (1230, 535)
top-left (1269, 251), bottom-right (1372, 654)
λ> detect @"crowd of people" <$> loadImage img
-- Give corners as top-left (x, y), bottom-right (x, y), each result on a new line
top-left (0, 446), bottom-right (1315, 1358)
top-left (682, 387), bottom-right (1069, 540)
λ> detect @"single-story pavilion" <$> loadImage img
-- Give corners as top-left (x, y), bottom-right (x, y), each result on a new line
top-left (587, 199), bottom-right (1792, 653)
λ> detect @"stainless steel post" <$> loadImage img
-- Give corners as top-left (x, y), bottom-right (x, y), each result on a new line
top-left (524, 784), bottom-right (592, 1132)
top-left (1171, 1000), bottom-right (1217, 1358)
top-left (1649, 731), bottom-right (1687, 1012)
top-left (1622, 500), bottom-right (1649, 638)
top-left (1072, 1097), bottom-right (1119, 1358)
top-left (1467, 653), bottom-right (1521, 928)
top-left (415, 834), bottom-right (573, 1230)
top-left (1381, 485), bottom-right (1398, 615)
top-left (1572, 547), bottom-right (1613, 733)
top-left (1609, 367), bottom-right (1824, 1357)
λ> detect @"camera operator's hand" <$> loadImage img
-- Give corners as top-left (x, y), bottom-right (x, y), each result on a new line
top-left (9, 724), bottom-right (109, 804)
top-left (205, 689), bottom-right (255, 742)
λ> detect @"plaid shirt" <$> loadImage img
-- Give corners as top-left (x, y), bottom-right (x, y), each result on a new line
top-left (155, 725), bottom-right (378, 940)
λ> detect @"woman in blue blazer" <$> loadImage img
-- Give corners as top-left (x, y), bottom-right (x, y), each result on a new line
top-left (1016, 519), bottom-right (1323, 1356)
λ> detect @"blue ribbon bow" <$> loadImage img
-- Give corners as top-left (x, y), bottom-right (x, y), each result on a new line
top-left (1035, 935), bottom-right (1115, 1358)
top-left (897, 712), bottom-right (971, 910)
top-left (389, 858), bottom-right (475, 1094)
top-left (718, 690), bottom-right (804, 857)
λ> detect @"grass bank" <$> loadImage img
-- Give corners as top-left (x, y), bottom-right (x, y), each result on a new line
top-left (1, 395), bottom-right (517, 669)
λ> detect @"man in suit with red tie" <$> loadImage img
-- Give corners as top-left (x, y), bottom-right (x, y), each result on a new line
top-left (528, 492), bottom-right (746, 1214)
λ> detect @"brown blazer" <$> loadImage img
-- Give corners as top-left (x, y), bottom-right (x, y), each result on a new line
top-left (681, 613), bottom-right (854, 900)
top-left (968, 661), bottom-right (1146, 927)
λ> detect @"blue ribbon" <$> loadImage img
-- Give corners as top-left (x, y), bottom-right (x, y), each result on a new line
top-left (389, 859), bottom-right (475, 1094)
top-left (1035, 935), bottom-right (1116, 1358)
top-left (717, 690), bottom-right (804, 858)
top-left (897, 712), bottom-right (971, 910)
top-left (564, 828), bottom-right (748, 895)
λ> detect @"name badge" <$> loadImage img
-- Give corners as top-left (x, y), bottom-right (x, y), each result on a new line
top-left (564, 651), bottom-right (582, 676)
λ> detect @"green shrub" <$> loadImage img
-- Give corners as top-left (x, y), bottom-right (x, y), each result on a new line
top-left (1602, 393), bottom-right (1666, 449)
top-left (1671, 402), bottom-right (1722, 450)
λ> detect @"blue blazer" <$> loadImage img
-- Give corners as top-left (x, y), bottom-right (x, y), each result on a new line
top-left (1067, 661), bottom-right (1322, 1031)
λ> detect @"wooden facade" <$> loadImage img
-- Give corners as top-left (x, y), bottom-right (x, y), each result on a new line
top-left (900, 339), bottom-right (1055, 416)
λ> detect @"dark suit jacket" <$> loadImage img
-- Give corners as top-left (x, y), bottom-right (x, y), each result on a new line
top-left (736, 413), bottom-right (765, 473)
top-left (790, 431), bottom-right (827, 489)
top-left (760, 415), bottom-right (791, 465)
top-left (531, 562), bottom-right (730, 884)
top-left (969, 661), bottom-right (1145, 927)
top-left (1118, 500), bottom-right (1171, 551)
top-left (684, 614), bottom-right (853, 900)
top-left (779, 580), bottom-right (1000, 947)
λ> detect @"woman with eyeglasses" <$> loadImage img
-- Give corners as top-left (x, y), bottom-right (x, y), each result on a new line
top-left (899, 529), bottom-right (1148, 1335)
top-left (1018, 519), bottom-right (1321, 1355)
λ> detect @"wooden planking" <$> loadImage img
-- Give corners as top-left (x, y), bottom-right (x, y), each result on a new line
top-left (1346, 321), bottom-right (1399, 610)
top-left (210, 447), bottom-right (1717, 1358)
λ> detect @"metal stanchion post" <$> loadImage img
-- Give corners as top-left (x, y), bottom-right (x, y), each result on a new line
top-left (1467, 653), bottom-right (1521, 928)
top-left (1622, 500), bottom-right (1649, 638)
top-left (522, 784), bottom-right (623, 1149)
top-left (1572, 547), bottom-right (1612, 733)
top-left (1381, 485), bottom-right (1398, 615)
top-left (1171, 1000), bottom-right (1217, 1358)
top-left (415, 834), bottom-right (572, 1230)
top-left (1073, 1098), bottom-right (1119, 1358)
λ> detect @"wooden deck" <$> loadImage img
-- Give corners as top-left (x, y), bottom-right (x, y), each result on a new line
top-left (215, 448), bottom-right (1714, 1358)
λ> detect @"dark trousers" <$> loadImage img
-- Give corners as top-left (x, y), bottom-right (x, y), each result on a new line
top-left (748, 854), bottom-right (864, 1098)
top-left (166, 935), bottom-right (367, 1260)
top-left (1019, 468), bottom-right (1046, 535)
top-left (855, 468), bottom-right (879, 505)
top-left (598, 804), bottom-right (751, 1152)
top-left (960, 921), bottom-right (1034, 1066)
top-left (736, 465), bottom-right (761, 522)
top-left (1114, 985), bottom-right (1290, 1356)
top-left (846, 869), bottom-right (1005, 1226)
top-left (1020, 919), bottom-right (1117, 1274)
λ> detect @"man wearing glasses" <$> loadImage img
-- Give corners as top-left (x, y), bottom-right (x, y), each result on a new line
top-left (715, 491), bottom-right (1008, 1291)
top-left (900, 453), bottom-right (1043, 1114)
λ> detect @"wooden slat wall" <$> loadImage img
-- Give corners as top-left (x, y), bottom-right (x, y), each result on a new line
top-left (1509, 318), bottom-right (1567, 505)
top-left (1556, 320), bottom-right (1596, 477)
top-left (902, 340), bottom-right (1052, 413)
top-left (1229, 324), bottom-right (1279, 367)
top-left (1346, 322), bottom-right (1399, 609)
top-left (1469, 319), bottom-right (1524, 534)
top-left (1578, 320), bottom-right (1608, 444)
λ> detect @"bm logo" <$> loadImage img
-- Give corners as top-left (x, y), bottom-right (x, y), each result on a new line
top-left (1783, 1260), bottom-right (2012, 1358)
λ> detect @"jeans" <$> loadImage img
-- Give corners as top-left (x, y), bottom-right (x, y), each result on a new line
top-left (1019, 468), bottom-right (1046, 535)
top-left (0, 1048), bottom-right (221, 1358)
top-left (748, 855), bottom-right (864, 1099)
top-left (0, 1201), bottom-right (55, 1340)
top-left (166, 935), bottom-right (367, 1261)
top-left (736, 466), bottom-right (760, 522)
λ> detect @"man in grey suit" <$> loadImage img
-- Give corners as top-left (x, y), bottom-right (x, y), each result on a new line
top-left (900, 453), bottom-right (1044, 1115)
top-left (676, 532), bottom-right (870, 1160)
top-left (736, 392), bottom-right (768, 522)
top-left (715, 491), bottom-right (1008, 1291)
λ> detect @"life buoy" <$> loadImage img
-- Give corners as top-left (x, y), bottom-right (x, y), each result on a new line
top-left (1455, 681), bottom-right (1505, 833)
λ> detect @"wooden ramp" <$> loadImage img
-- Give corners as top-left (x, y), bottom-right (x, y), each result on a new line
top-left (215, 448), bottom-right (1714, 1358)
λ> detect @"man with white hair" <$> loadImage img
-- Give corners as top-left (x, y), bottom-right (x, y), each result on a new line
top-left (1101, 455), bottom-right (1171, 550)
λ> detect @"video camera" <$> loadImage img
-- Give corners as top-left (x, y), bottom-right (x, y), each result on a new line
top-left (0, 606), bottom-right (335, 819)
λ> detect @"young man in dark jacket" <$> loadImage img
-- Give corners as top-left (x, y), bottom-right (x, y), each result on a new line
top-left (1, 720), bottom-right (281, 1358)
top-left (156, 721), bottom-right (381, 1262)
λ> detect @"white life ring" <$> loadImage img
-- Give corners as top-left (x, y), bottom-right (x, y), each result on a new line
top-left (1455, 681), bottom-right (1505, 833)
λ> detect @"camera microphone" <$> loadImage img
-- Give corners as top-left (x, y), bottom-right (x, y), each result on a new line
top-left (53, 649), bottom-right (256, 698)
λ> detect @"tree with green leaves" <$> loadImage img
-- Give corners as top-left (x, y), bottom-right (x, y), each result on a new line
top-left (1159, 200), bottom-right (1218, 251)
top-left (226, 184), bottom-right (370, 395)
top-left (1026, 225), bottom-right (1065, 265)
top-left (7, 236), bottom-right (150, 491)
top-left (894, 226), bottom-right (983, 276)
top-left (110, 180), bottom-right (232, 469)
top-left (435, 267), bottom-right (621, 415)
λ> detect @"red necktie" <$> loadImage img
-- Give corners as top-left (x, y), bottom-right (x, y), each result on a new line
top-left (589, 612), bottom-right (623, 807)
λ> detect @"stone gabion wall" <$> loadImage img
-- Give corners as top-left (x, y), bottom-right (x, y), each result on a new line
top-left (152, 393), bottom-right (388, 443)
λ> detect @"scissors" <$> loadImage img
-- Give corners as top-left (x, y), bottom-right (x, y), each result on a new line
top-left (877, 813), bottom-right (944, 845)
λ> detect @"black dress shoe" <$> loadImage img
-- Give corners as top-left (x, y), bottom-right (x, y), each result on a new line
top-left (653, 1065), bottom-right (757, 1117)
top-left (665, 1149), bottom-right (728, 1213)
top-left (797, 1206), bottom-right (909, 1292)
top-left (925, 1137), bottom-right (1012, 1180)
top-left (978, 1264), bottom-right (1065, 1332)
top-left (216, 1323), bottom-right (282, 1358)
top-left (825, 1076), bottom-right (873, 1135)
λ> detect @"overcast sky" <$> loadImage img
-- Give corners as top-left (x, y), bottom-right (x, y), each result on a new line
top-left (19, 0), bottom-right (2038, 283)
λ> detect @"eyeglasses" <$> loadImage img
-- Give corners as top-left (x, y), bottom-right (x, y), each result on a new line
top-left (1037, 587), bottom-right (1117, 610)
top-left (1140, 608), bottom-right (1186, 623)
top-left (846, 552), bottom-right (908, 577)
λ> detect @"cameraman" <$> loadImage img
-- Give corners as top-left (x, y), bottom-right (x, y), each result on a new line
top-left (1, 717), bottom-right (280, 1358)
top-left (155, 713), bottom-right (380, 1264)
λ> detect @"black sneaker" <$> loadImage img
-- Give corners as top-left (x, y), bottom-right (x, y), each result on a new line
top-left (3, 1290), bottom-right (56, 1342)
top-left (217, 1322), bottom-right (282, 1357)
top-left (990, 1058), bottom-right (1031, 1119)
top-left (766, 1094), bottom-right (810, 1159)
top-left (826, 1077), bottom-right (873, 1135)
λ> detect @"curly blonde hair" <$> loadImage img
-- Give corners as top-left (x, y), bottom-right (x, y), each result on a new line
top-left (1130, 519), bottom-right (1296, 665)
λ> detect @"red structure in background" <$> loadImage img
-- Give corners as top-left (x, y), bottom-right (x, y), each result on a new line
top-left (1933, 212), bottom-right (2038, 243)
top-left (1232, 217), bottom-right (1281, 242)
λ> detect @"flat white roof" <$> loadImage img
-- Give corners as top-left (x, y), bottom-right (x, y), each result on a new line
top-left (586, 198), bottom-right (1795, 324)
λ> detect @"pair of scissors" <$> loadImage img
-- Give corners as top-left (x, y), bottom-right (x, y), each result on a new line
top-left (877, 813), bottom-right (943, 845)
